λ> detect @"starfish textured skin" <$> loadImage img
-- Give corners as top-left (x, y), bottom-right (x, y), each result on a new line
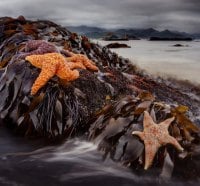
top-left (25, 52), bottom-right (98, 95)
top-left (18, 40), bottom-right (58, 59)
top-left (65, 51), bottom-right (99, 71)
top-left (132, 111), bottom-right (184, 170)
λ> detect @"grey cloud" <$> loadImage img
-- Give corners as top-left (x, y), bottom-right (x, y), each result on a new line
top-left (0, 0), bottom-right (199, 33)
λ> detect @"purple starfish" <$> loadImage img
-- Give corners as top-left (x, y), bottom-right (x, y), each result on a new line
top-left (18, 40), bottom-right (59, 59)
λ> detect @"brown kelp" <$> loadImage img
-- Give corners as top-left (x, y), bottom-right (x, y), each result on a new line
top-left (89, 93), bottom-right (200, 178)
top-left (0, 16), bottom-right (200, 180)
top-left (0, 16), bottom-right (133, 137)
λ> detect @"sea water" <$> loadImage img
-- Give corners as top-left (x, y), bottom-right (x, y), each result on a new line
top-left (94, 39), bottom-right (200, 84)
top-left (0, 126), bottom-right (196, 186)
top-left (0, 127), bottom-right (159, 186)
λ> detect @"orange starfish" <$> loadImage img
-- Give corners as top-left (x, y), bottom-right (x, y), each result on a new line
top-left (25, 52), bottom-right (98, 95)
top-left (132, 111), bottom-right (183, 170)
top-left (65, 51), bottom-right (99, 71)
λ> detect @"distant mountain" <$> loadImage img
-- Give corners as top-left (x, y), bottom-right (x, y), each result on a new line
top-left (149, 29), bottom-right (193, 41)
top-left (191, 33), bottom-right (200, 39)
top-left (66, 25), bottom-right (106, 36)
top-left (66, 25), bottom-right (198, 40)
top-left (114, 28), bottom-right (159, 38)
top-left (151, 29), bottom-right (182, 38)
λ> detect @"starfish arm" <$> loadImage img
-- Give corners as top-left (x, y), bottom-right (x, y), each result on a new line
top-left (26, 55), bottom-right (43, 68)
top-left (165, 135), bottom-right (184, 152)
top-left (65, 55), bottom-right (98, 71)
top-left (65, 56), bottom-right (79, 63)
top-left (81, 57), bottom-right (99, 71)
top-left (24, 49), bottom-right (43, 57)
top-left (143, 111), bottom-right (155, 129)
top-left (25, 40), bottom-right (44, 52)
top-left (66, 62), bottom-right (86, 70)
top-left (75, 54), bottom-right (98, 71)
top-left (159, 117), bottom-right (175, 129)
top-left (144, 141), bottom-right (160, 170)
top-left (24, 40), bottom-right (58, 56)
top-left (61, 50), bottom-right (74, 57)
top-left (31, 62), bottom-right (56, 95)
top-left (56, 62), bottom-right (79, 81)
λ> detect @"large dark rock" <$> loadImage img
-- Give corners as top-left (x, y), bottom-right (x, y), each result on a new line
top-left (106, 42), bottom-right (131, 48)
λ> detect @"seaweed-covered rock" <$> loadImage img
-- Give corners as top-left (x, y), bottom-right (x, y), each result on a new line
top-left (0, 16), bottom-right (134, 137)
top-left (0, 17), bottom-right (199, 180)
top-left (89, 94), bottom-right (200, 178)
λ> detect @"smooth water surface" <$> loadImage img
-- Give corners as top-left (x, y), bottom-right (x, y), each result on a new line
top-left (95, 39), bottom-right (200, 84)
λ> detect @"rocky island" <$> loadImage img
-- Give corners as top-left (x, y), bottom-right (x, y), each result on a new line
top-left (0, 16), bottom-right (200, 184)
top-left (105, 42), bottom-right (131, 48)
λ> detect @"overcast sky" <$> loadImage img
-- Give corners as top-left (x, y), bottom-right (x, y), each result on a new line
top-left (0, 0), bottom-right (200, 33)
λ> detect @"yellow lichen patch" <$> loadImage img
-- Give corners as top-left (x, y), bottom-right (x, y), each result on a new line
top-left (171, 106), bottom-right (199, 141)
top-left (137, 91), bottom-right (155, 101)
top-left (174, 105), bottom-right (189, 114)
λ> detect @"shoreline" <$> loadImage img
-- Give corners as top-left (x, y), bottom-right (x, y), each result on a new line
top-left (94, 39), bottom-right (200, 85)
